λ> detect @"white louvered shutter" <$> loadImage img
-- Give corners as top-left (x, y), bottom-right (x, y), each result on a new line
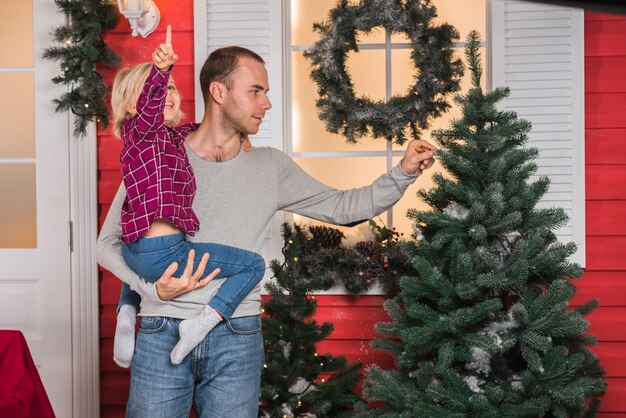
top-left (489, 0), bottom-right (585, 266)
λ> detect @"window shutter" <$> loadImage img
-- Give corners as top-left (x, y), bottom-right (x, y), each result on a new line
top-left (489, 0), bottom-right (585, 266)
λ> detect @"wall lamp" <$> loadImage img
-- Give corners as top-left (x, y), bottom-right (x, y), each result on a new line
top-left (116, 0), bottom-right (160, 38)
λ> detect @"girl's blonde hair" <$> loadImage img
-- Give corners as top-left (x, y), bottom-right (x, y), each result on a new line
top-left (111, 63), bottom-right (183, 137)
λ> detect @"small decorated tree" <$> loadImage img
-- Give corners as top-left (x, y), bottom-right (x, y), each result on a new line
top-left (260, 223), bottom-right (363, 418)
top-left (359, 32), bottom-right (607, 417)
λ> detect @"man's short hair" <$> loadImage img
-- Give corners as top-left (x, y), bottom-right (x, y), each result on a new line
top-left (199, 46), bottom-right (265, 105)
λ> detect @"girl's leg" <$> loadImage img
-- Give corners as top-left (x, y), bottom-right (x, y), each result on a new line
top-left (116, 234), bottom-right (188, 368)
top-left (192, 242), bottom-right (265, 319)
top-left (170, 243), bottom-right (265, 364)
top-left (113, 252), bottom-right (143, 368)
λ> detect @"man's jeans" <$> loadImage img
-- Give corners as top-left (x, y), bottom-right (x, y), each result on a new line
top-left (126, 315), bottom-right (264, 418)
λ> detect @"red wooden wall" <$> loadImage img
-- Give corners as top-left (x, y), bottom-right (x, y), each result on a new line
top-left (97, 3), bottom-right (196, 417)
top-left (97, 6), bottom-right (626, 417)
top-left (580, 11), bottom-right (626, 416)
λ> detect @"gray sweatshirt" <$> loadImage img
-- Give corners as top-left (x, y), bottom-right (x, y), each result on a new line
top-left (96, 144), bottom-right (419, 319)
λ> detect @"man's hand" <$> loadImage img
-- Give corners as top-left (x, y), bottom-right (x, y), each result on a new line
top-left (155, 249), bottom-right (221, 301)
top-left (153, 25), bottom-right (178, 71)
top-left (400, 139), bottom-right (437, 175)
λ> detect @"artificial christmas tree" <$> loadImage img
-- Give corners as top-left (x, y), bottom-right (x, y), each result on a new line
top-left (359, 31), bottom-right (607, 417)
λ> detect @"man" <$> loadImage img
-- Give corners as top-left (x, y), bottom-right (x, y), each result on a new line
top-left (97, 42), bottom-right (436, 418)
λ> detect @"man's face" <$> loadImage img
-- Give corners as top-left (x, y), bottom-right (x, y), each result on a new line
top-left (221, 57), bottom-right (272, 135)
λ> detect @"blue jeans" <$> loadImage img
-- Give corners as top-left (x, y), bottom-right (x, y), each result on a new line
top-left (126, 315), bottom-right (264, 418)
top-left (119, 234), bottom-right (265, 319)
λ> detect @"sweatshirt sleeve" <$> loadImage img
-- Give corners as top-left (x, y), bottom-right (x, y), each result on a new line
top-left (95, 183), bottom-right (165, 304)
top-left (274, 149), bottom-right (419, 226)
top-left (122, 64), bottom-right (171, 146)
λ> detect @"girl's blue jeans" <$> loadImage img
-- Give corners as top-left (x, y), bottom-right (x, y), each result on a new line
top-left (119, 233), bottom-right (265, 319)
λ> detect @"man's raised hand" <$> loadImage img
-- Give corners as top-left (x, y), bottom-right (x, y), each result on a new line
top-left (400, 139), bottom-right (437, 175)
top-left (153, 24), bottom-right (178, 71)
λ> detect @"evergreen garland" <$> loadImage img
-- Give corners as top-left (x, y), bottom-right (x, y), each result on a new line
top-left (304, 0), bottom-right (464, 144)
top-left (43, 0), bottom-right (120, 137)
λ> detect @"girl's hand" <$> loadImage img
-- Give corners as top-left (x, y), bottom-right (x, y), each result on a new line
top-left (153, 25), bottom-right (178, 71)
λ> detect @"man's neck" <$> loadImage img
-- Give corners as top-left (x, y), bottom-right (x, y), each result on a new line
top-left (187, 119), bottom-right (242, 162)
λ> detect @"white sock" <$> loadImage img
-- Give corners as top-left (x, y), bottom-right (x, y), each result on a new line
top-left (113, 305), bottom-right (137, 368)
top-left (170, 306), bottom-right (222, 365)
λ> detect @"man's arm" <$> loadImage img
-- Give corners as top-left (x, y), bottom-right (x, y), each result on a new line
top-left (96, 184), bottom-right (163, 301)
top-left (96, 183), bottom-right (216, 302)
top-left (276, 139), bottom-right (435, 225)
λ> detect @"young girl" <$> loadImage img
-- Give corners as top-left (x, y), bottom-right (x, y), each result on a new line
top-left (110, 26), bottom-right (265, 367)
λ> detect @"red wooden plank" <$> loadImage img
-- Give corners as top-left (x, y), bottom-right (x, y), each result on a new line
top-left (587, 308), bottom-right (626, 341)
top-left (101, 373), bottom-right (130, 405)
top-left (313, 305), bottom-right (391, 340)
top-left (586, 93), bottom-right (626, 129)
top-left (316, 339), bottom-right (394, 370)
top-left (585, 57), bottom-right (626, 94)
top-left (99, 171), bottom-right (123, 204)
top-left (101, 270), bottom-right (124, 306)
top-left (585, 20), bottom-right (626, 56)
top-left (602, 378), bottom-right (626, 412)
top-left (586, 11), bottom-right (626, 22)
top-left (586, 201), bottom-right (626, 236)
top-left (586, 165), bottom-right (626, 200)
top-left (98, 135), bottom-right (123, 171)
top-left (99, 204), bottom-right (111, 230)
top-left (102, 32), bottom-right (195, 68)
top-left (587, 236), bottom-right (626, 270)
top-left (586, 128), bottom-right (626, 164)
top-left (574, 271), bottom-right (626, 307)
top-left (593, 342), bottom-right (626, 377)
top-left (101, 405), bottom-right (126, 418)
top-left (312, 294), bottom-right (386, 307)
top-left (101, 305), bottom-right (117, 338)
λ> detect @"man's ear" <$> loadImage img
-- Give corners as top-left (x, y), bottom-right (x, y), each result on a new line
top-left (209, 81), bottom-right (226, 104)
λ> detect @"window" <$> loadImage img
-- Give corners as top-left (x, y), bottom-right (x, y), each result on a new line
top-left (287, 0), bottom-right (487, 242)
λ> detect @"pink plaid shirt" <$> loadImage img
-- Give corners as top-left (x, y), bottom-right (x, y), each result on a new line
top-left (120, 65), bottom-right (200, 243)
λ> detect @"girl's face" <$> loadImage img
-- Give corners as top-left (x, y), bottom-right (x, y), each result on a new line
top-left (164, 77), bottom-right (181, 126)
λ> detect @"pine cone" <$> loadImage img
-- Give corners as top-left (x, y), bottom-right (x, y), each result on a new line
top-left (308, 225), bottom-right (345, 248)
top-left (355, 241), bottom-right (383, 260)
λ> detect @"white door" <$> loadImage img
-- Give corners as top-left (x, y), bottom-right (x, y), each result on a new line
top-left (0, 1), bottom-right (73, 417)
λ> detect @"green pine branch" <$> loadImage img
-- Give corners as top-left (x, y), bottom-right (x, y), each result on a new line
top-left (42, 0), bottom-right (120, 138)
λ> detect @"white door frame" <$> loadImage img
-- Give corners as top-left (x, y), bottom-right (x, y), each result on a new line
top-left (69, 122), bottom-right (100, 418)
